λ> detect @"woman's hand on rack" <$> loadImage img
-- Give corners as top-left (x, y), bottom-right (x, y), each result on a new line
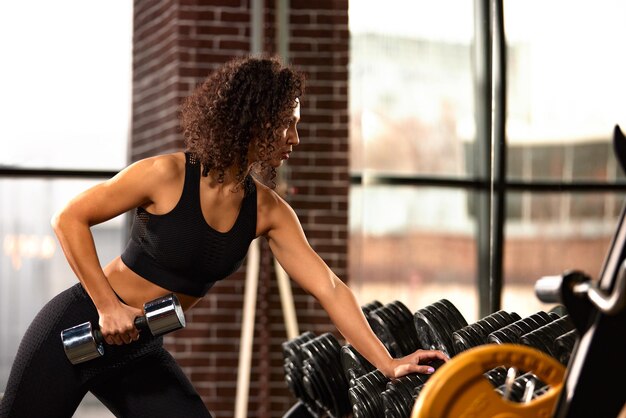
top-left (381, 349), bottom-right (449, 379)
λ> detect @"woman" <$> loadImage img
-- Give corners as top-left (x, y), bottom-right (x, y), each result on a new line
top-left (0, 56), bottom-right (447, 417)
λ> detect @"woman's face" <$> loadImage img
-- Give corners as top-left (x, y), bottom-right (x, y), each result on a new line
top-left (269, 98), bottom-right (301, 168)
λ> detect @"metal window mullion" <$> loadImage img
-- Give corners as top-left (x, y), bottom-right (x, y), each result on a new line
top-left (488, 0), bottom-right (507, 317)
top-left (0, 168), bottom-right (117, 179)
top-left (473, 0), bottom-right (495, 319)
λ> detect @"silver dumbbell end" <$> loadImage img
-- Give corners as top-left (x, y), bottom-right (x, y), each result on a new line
top-left (61, 321), bottom-right (105, 364)
top-left (144, 293), bottom-right (186, 335)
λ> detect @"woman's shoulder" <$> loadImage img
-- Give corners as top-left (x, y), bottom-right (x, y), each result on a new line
top-left (252, 178), bottom-right (299, 223)
top-left (117, 152), bottom-right (187, 210)
top-left (130, 152), bottom-right (186, 182)
top-left (253, 179), bottom-right (283, 207)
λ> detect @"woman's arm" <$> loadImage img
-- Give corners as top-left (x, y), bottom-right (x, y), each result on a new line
top-left (51, 154), bottom-right (182, 345)
top-left (262, 191), bottom-right (448, 378)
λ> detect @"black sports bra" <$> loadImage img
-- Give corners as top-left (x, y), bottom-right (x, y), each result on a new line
top-left (120, 152), bottom-right (257, 297)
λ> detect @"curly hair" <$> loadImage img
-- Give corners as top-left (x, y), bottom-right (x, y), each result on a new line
top-left (179, 55), bottom-right (305, 190)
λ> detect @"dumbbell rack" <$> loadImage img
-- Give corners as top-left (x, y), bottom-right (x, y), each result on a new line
top-left (281, 126), bottom-right (626, 418)
top-left (282, 298), bottom-right (579, 418)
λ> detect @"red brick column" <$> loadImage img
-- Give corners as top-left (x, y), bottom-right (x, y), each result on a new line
top-left (131, 1), bottom-right (349, 416)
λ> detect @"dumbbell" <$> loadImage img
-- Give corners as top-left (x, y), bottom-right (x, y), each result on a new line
top-left (61, 293), bottom-right (186, 365)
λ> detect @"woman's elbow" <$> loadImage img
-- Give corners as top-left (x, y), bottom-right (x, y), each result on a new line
top-left (50, 206), bottom-right (78, 237)
top-left (50, 208), bottom-right (67, 236)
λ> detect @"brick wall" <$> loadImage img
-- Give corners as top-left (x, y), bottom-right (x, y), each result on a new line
top-left (131, 1), bottom-right (349, 417)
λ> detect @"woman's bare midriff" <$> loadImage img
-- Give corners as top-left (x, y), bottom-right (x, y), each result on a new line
top-left (103, 256), bottom-right (202, 312)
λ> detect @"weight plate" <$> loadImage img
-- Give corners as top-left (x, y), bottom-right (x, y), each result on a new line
top-left (414, 308), bottom-right (450, 355)
top-left (373, 305), bottom-right (405, 357)
top-left (423, 303), bottom-right (457, 354)
top-left (436, 299), bottom-right (468, 330)
top-left (519, 331), bottom-right (555, 357)
top-left (432, 300), bottom-right (467, 334)
top-left (424, 305), bottom-right (454, 355)
top-left (452, 328), bottom-right (476, 354)
top-left (411, 344), bottom-right (565, 418)
top-left (479, 314), bottom-right (503, 336)
top-left (466, 321), bottom-right (490, 347)
top-left (388, 301), bottom-right (420, 354)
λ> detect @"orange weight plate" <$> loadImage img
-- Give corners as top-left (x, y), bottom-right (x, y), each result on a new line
top-left (411, 343), bottom-right (565, 418)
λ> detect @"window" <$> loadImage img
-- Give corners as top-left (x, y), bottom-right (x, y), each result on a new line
top-left (0, 2), bottom-right (131, 413)
top-left (349, 0), bottom-right (626, 323)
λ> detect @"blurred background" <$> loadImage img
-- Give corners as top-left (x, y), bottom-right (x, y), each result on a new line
top-left (1, 1), bottom-right (625, 417)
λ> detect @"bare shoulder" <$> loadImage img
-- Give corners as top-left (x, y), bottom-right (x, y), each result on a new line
top-left (254, 179), bottom-right (285, 212)
top-left (114, 152), bottom-right (186, 213)
top-left (253, 179), bottom-right (298, 235)
top-left (117, 152), bottom-right (185, 185)
top-left (138, 152), bottom-right (185, 181)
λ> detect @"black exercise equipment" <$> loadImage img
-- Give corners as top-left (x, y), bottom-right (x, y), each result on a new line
top-left (413, 299), bottom-right (468, 357)
top-left (369, 300), bottom-right (421, 358)
top-left (283, 298), bottom-right (577, 417)
top-left (348, 369), bottom-right (389, 418)
top-left (532, 124), bottom-right (626, 418)
top-left (382, 373), bottom-right (430, 418)
top-left (281, 126), bottom-right (626, 417)
top-left (340, 344), bottom-right (375, 386)
top-left (451, 309), bottom-right (521, 353)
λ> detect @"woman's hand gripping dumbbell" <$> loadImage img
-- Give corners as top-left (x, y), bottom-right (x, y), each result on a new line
top-left (61, 293), bottom-right (186, 365)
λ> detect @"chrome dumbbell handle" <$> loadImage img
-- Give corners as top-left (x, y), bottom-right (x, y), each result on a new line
top-left (91, 315), bottom-right (149, 345)
top-left (62, 316), bottom-right (149, 364)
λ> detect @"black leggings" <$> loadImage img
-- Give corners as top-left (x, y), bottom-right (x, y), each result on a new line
top-left (0, 284), bottom-right (212, 418)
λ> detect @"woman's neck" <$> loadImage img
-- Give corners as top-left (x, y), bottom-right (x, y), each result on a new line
top-left (203, 165), bottom-right (250, 192)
